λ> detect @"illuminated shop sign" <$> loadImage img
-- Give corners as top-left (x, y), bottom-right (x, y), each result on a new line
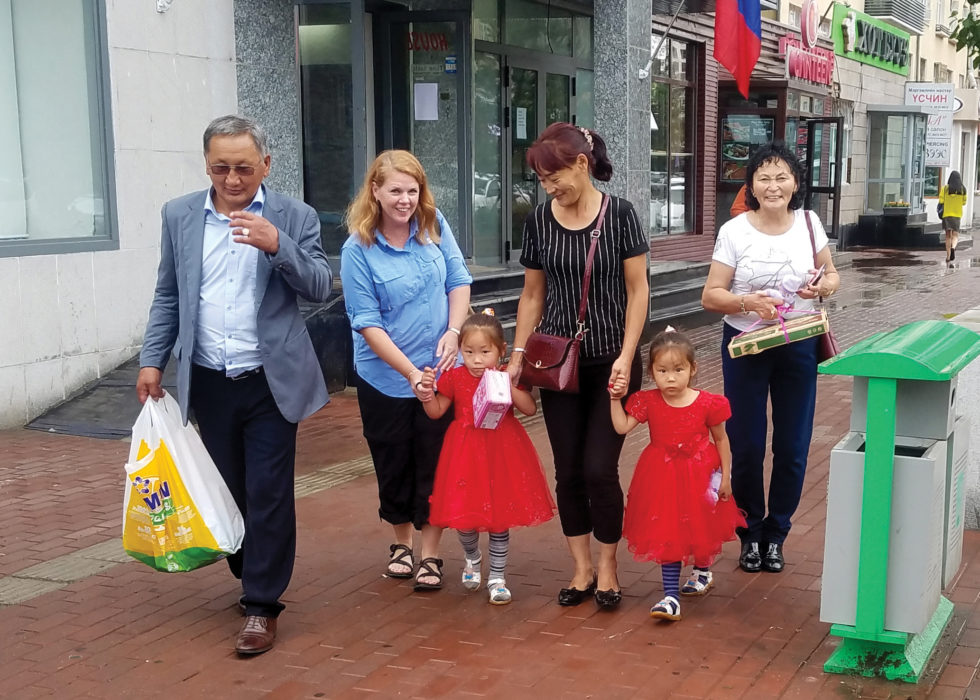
top-left (831, 4), bottom-right (910, 76)
top-left (779, 36), bottom-right (835, 85)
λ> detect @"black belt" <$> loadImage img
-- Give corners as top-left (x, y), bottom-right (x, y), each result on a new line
top-left (193, 364), bottom-right (264, 381)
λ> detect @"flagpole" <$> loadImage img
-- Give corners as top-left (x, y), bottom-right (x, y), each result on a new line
top-left (639, 0), bottom-right (688, 79)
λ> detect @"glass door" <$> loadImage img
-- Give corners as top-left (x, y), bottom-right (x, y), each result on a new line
top-left (376, 12), bottom-right (470, 254)
top-left (505, 59), bottom-right (573, 262)
top-left (803, 117), bottom-right (843, 239)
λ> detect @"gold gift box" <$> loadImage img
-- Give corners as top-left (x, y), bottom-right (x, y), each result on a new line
top-left (728, 309), bottom-right (829, 358)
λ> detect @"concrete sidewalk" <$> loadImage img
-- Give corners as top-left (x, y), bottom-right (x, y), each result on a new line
top-left (3, 247), bottom-right (980, 699)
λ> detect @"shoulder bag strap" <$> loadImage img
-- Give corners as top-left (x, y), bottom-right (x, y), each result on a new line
top-left (803, 209), bottom-right (824, 303)
top-left (575, 194), bottom-right (610, 338)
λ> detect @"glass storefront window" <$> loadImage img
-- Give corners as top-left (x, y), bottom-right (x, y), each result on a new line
top-left (650, 39), bottom-right (696, 236)
top-left (812, 97), bottom-right (824, 116)
top-left (573, 15), bottom-right (592, 61)
top-left (474, 0), bottom-right (499, 43)
top-left (1, 0), bottom-right (114, 255)
top-left (298, 4), bottom-right (354, 256)
top-left (474, 52), bottom-right (502, 264)
top-left (925, 167), bottom-right (942, 197)
top-left (504, 0), bottom-right (571, 55)
top-left (787, 91), bottom-right (799, 111)
top-left (866, 112), bottom-right (927, 212)
top-left (576, 69), bottom-right (594, 128)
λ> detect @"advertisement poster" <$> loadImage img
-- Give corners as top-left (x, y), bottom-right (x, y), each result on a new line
top-left (905, 82), bottom-right (954, 167)
top-left (720, 116), bottom-right (774, 183)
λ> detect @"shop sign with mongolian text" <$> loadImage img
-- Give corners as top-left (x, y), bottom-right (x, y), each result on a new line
top-left (779, 36), bottom-right (834, 86)
top-left (831, 4), bottom-right (910, 76)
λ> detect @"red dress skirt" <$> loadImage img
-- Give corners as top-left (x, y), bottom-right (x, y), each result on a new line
top-left (622, 389), bottom-right (745, 564)
top-left (428, 367), bottom-right (556, 532)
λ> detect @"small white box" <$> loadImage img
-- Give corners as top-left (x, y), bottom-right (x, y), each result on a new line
top-left (472, 370), bottom-right (512, 430)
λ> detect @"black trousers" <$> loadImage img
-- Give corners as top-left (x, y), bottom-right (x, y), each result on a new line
top-left (540, 354), bottom-right (642, 544)
top-left (189, 365), bottom-right (298, 618)
top-left (356, 378), bottom-right (452, 529)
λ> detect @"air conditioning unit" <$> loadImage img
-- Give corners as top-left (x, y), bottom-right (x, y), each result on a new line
top-left (936, 23), bottom-right (951, 36)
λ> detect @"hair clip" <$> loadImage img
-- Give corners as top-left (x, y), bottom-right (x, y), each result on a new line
top-left (482, 308), bottom-right (495, 317)
top-left (664, 325), bottom-right (676, 333)
top-left (579, 127), bottom-right (594, 151)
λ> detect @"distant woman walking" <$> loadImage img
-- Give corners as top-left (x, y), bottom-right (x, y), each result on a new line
top-left (939, 170), bottom-right (968, 263)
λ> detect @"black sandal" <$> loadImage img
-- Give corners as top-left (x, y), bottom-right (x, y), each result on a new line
top-left (387, 544), bottom-right (414, 578)
top-left (414, 557), bottom-right (444, 591)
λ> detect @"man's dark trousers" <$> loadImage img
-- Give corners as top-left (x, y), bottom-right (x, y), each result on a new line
top-left (190, 364), bottom-right (298, 618)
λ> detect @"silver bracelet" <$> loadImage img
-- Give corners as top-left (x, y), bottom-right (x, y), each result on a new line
top-left (512, 347), bottom-right (525, 353)
top-left (448, 327), bottom-right (460, 336)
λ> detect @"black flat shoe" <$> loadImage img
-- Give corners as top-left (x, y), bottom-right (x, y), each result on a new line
top-left (762, 542), bottom-right (784, 573)
top-left (594, 588), bottom-right (622, 609)
top-left (558, 574), bottom-right (597, 606)
top-left (739, 541), bottom-right (762, 573)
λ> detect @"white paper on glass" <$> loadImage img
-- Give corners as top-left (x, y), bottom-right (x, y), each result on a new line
top-left (516, 107), bottom-right (527, 140)
top-left (414, 83), bottom-right (439, 121)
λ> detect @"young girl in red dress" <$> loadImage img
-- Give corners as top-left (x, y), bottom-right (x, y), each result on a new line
top-left (420, 310), bottom-right (555, 604)
top-left (610, 327), bottom-right (745, 622)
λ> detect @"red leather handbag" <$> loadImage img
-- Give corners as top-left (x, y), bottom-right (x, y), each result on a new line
top-left (519, 195), bottom-right (610, 393)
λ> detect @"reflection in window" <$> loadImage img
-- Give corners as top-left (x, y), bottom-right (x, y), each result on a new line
top-left (650, 39), bottom-right (696, 236)
top-left (504, 0), bottom-right (571, 55)
top-left (473, 52), bottom-right (502, 264)
top-left (1, 0), bottom-right (111, 249)
top-left (298, 4), bottom-right (354, 256)
top-left (474, 0), bottom-right (499, 42)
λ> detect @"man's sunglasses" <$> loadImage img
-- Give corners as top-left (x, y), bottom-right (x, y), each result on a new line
top-left (208, 164), bottom-right (256, 176)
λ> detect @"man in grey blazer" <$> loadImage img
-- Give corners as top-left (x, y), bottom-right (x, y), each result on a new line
top-left (137, 115), bottom-right (332, 655)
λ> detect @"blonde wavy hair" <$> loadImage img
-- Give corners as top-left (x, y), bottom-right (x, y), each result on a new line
top-left (345, 150), bottom-right (440, 246)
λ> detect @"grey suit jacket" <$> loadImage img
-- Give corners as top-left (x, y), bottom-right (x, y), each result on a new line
top-left (139, 187), bottom-right (333, 424)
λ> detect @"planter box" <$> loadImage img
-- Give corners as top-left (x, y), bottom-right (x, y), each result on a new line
top-left (882, 207), bottom-right (910, 217)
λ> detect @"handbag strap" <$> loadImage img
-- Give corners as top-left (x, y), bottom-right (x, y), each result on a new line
top-left (574, 194), bottom-right (610, 337)
top-left (803, 210), bottom-right (824, 303)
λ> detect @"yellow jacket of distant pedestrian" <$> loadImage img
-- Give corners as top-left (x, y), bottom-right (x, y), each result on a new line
top-left (939, 185), bottom-right (968, 218)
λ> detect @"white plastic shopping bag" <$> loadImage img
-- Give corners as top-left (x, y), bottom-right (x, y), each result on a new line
top-left (122, 392), bottom-right (244, 572)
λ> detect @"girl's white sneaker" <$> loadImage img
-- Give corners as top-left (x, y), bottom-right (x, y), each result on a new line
top-left (487, 578), bottom-right (512, 605)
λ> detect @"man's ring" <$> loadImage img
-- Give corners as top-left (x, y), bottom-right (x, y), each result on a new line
top-left (241, 228), bottom-right (250, 237)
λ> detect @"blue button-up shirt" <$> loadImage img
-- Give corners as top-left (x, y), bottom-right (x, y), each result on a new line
top-left (191, 187), bottom-right (265, 375)
top-left (341, 209), bottom-right (472, 397)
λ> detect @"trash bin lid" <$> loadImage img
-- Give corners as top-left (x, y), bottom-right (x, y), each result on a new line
top-left (819, 319), bottom-right (980, 380)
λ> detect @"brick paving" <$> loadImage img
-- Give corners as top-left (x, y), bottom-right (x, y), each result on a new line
top-left (3, 247), bottom-right (980, 698)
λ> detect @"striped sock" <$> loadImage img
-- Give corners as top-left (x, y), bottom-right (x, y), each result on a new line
top-left (662, 561), bottom-right (681, 599)
top-left (488, 530), bottom-right (509, 581)
top-left (457, 529), bottom-right (480, 562)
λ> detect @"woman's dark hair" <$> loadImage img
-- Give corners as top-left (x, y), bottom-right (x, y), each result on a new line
top-left (743, 141), bottom-right (806, 211)
top-left (647, 327), bottom-right (697, 377)
top-left (947, 170), bottom-right (967, 196)
top-left (526, 122), bottom-right (613, 181)
top-left (459, 309), bottom-right (506, 355)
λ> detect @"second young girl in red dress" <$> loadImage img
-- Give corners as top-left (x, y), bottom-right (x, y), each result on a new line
top-left (421, 311), bottom-right (555, 604)
top-left (610, 327), bottom-right (745, 622)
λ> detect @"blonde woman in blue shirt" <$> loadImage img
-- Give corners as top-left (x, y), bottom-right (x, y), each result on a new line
top-left (342, 150), bottom-right (472, 591)
top-left (939, 170), bottom-right (969, 262)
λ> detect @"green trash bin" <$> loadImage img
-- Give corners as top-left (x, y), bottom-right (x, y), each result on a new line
top-left (818, 320), bottom-right (980, 682)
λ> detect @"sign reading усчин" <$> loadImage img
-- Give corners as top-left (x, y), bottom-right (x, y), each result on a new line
top-left (831, 4), bottom-right (910, 76)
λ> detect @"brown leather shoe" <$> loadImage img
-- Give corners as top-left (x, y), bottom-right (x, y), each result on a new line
top-left (235, 615), bottom-right (276, 655)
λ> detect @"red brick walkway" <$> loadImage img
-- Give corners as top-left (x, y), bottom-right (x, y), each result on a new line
top-left (3, 248), bottom-right (980, 698)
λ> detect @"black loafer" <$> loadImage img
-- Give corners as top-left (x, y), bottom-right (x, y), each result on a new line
top-left (739, 541), bottom-right (762, 573)
top-left (762, 542), bottom-right (784, 573)
top-left (558, 574), bottom-right (597, 606)
top-left (595, 588), bottom-right (622, 609)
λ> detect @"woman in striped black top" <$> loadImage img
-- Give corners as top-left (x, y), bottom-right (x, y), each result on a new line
top-left (508, 123), bottom-right (649, 609)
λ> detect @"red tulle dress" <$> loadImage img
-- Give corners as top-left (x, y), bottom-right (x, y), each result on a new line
top-left (622, 389), bottom-right (746, 565)
top-left (428, 366), bottom-right (556, 532)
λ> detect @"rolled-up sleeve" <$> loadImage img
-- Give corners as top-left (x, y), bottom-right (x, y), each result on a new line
top-left (340, 241), bottom-right (383, 332)
top-left (436, 212), bottom-right (472, 292)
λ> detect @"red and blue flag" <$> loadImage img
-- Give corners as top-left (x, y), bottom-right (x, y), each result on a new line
top-left (714, 0), bottom-right (762, 98)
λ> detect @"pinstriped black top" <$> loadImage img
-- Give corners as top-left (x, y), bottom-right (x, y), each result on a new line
top-left (520, 196), bottom-right (648, 363)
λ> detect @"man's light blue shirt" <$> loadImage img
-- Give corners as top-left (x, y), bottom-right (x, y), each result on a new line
top-left (341, 210), bottom-right (472, 398)
top-left (192, 186), bottom-right (265, 375)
